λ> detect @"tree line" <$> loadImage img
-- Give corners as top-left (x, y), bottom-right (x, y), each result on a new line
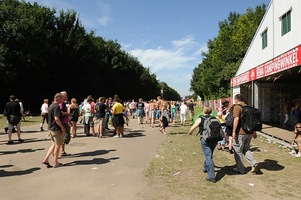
top-left (190, 4), bottom-right (267, 100)
top-left (0, 0), bottom-right (181, 114)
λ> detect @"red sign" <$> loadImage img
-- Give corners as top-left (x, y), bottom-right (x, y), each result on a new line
top-left (231, 45), bottom-right (301, 87)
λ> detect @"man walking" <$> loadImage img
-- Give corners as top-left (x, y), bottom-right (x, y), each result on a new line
top-left (4, 95), bottom-right (23, 144)
top-left (42, 93), bottom-right (65, 168)
top-left (232, 94), bottom-right (259, 174)
top-left (188, 107), bottom-right (220, 183)
top-left (60, 91), bottom-right (71, 156)
top-left (136, 98), bottom-right (145, 125)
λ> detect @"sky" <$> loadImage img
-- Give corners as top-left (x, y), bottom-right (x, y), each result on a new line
top-left (27, 0), bottom-right (270, 97)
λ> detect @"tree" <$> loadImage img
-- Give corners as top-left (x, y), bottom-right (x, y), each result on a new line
top-left (0, 0), bottom-right (176, 113)
top-left (190, 4), bottom-right (267, 100)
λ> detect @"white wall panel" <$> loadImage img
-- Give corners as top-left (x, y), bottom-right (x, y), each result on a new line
top-left (236, 0), bottom-right (301, 76)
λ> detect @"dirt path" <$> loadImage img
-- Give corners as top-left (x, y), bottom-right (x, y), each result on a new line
top-left (0, 120), bottom-right (165, 200)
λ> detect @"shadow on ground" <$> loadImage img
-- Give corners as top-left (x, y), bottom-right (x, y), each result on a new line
top-left (214, 159), bottom-right (284, 182)
top-left (0, 167), bottom-right (40, 178)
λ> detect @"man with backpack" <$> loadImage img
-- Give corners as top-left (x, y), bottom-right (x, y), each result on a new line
top-left (3, 95), bottom-right (24, 144)
top-left (188, 106), bottom-right (223, 183)
top-left (232, 94), bottom-right (259, 174)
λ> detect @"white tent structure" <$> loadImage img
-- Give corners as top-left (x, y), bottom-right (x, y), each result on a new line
top-left (231, 0), bottom-right (301, 124)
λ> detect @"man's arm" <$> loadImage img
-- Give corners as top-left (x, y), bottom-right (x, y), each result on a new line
top-left (232, 116), bottom-right (239, 139)
top-left (54, 116), bottom-right (65, 134)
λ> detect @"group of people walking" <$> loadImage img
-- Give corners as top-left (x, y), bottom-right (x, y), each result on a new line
top-left (189, 94), bottom-right (259, 183)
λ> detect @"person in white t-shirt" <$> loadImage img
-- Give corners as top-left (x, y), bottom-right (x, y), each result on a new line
top-left (81, 98), bottom-right (93, 136)
top-left (40, 99), bottom-right (49, 131)
top-left (179, 101), bottom-right (188, 126)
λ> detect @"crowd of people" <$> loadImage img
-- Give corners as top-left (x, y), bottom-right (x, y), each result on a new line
top-left (3, 92), bottom-right (198, 168)
top-left (3, 92), bottom-right (301, 178)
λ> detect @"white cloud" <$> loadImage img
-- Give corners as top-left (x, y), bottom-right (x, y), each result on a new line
top-left (128, 36), bottom-right (203, 73)
top-left (171, 36), bottom-right (197, 47)
top-left (98, 16), bottom-right (110, 26)
top-left (126, 36), bottom-right (203, 96)
top-left (96, 0), bottom-right (111, 26)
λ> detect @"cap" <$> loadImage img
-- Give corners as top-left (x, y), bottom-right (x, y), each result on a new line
top-left (222, 100), bottom-right (229, 106)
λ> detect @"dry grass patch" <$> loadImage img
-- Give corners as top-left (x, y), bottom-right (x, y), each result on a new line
top-left (142, 123), bottom-right (300, 200)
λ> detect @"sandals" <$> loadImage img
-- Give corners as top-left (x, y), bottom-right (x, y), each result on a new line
top-left (61, 152), bottom-right (71, 156)
top-left (42, 162), bottom-right (53, 168)
top-left (53, 163), bottom-right (63, 168)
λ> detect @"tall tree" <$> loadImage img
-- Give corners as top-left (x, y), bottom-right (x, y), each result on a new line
top-left (190, 4), bottom-right (267, 100)
top-left (0, 0), bottom-right (178, 112)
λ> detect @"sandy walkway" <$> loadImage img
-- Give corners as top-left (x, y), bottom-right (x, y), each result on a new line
top-left (0, 120), bottom-right (164, 200)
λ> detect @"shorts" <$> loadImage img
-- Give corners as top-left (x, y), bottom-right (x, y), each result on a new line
top-left (83, 116), bottom-right (92, 125)
top-left (41, 113), bottom-right (48, 123)
top-left (112, 114), bottom-right (124, 127)
top-left (95, 117), bottom-right (105, 127)
top-left (49, 130), bottom-right (64, 145)
top-left (161, 116), bottom-right (168, 128)
top-left (149, 110), bottom-right (155, 119)
top-left (8, 123), bottom-right (20, 131)
top-left (136, 109), bottom-right (144, 117)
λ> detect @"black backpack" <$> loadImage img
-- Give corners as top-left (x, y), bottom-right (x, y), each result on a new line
top-left (241, 106), bottom-right (262, 132)
top-left (199, 115), bottom-right (223, 142)
top-left (225, 104), bottom-right (262, 132)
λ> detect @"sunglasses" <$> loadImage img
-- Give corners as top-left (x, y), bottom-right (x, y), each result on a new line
top-left (296, 127), bottom-right (301, 128)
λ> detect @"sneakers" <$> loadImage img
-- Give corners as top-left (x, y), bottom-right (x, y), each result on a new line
top-left (289, 149), bottom-right (297, 155)
top-left (206, 178), bottom-right (216, 183)
top-left (295, 152), bottom-right (301, 157)
top-left (113, 135), bottom-right (119, 138)
top-left (233, 167), bottom-right (244, 174)
top-left (250, 163), bottom-right (259, 174)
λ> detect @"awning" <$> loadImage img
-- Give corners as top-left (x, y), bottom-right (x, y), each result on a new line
top-left (231, 44), bottom-right (301, 87)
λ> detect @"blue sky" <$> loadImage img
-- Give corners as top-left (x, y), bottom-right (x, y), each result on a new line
top-left (27, 0), bottom-right (270, 97)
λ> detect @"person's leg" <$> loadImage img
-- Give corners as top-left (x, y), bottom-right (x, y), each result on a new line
top-left (53, 144), bottom-right (62, 166)
top-left (40, 116), bottom-right (44, 131)
top-left (70, 121), bottom-right (76, 138)
top-left (200, 139), bottom-right (216, 179)
top-left (116, 126), bottom-right (121, 137)
top-left (16, 123), bottom-right (22, 141)
top-left (228, 136), bottom-right (233, 150)
top-left (100, 118), bottom-right (105, 137)
top-left (7, 123), bottom-right (13, 142)
top-left (243, 134), bottom-right (258, 167)
top-left (120, 126), bottom-right (124, 137)
top-left (43, 143), bottom-right (55, 164)
top-left (232, 135), bottom-right (245, 174)
top-left (91, 117), bottom-right (95, 135)
top-left (61, 144), bottom-right (65, 153)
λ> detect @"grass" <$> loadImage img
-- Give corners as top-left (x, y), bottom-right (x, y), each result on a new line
top-left (142, 108), bottom-right (301, 200)
top-left (0, 114), bottom-right (41, 130)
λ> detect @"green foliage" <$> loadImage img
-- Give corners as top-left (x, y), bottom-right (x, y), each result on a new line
top-left (0, 0), bottom-right (181, 113)
top-left (190, 4), bottom-right (267, 100)
top-left (160, 82), bottom-right (181, 100)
